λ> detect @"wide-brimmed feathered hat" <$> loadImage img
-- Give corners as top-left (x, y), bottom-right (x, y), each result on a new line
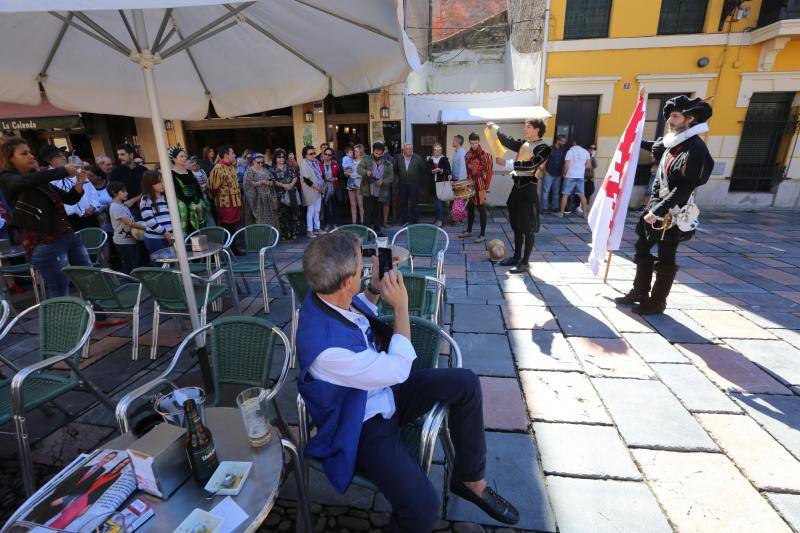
top-left (663, 95), bottom-right (713, 124)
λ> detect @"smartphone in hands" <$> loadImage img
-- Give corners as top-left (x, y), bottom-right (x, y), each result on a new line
top-left (378, 247), bottom-right (393, 279)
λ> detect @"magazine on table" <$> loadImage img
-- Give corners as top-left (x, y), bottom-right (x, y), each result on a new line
top-left (15, 449), bottom-right (140, 532)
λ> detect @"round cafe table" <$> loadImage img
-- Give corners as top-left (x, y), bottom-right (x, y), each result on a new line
top-left (3, 408), bottom-right (286, 533)
top-left (361, 245), bottom-right (410, 269)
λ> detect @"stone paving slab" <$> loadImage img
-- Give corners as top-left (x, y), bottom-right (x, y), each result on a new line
top-left (452, 304), bottom-right (505, 334)
top-left (593, 378), bottom-right (718, 451)
top-left (533, 423), bottom-right (642, 480)
top-left (651, 363), bottom-right (741, 414)
top-left (723, 338), bottom-right (800, 386)
top-left (598, 307), bottom-right (653, 333)
top-left (446, 432), bottom-right (556, 532)
top-left (479, 377), bottom-right (529, 431)
top-left (697, 413), bottom-right (800, 493)
top-left (500, 304), bottom-right (559, 330)
top-left (520, 371), bottom-right (612, 424)
top-left (766, 493), bottom-right (800, 532)
top-left (642, 309), bottom-right (716, 343)
top-left (452, 333), bottom-right (516, 377)
top-left (508, 330), bottom-right (582, 372)
top-left (633, 450), bottom-right (792, 533)
top-left (567, 337), bottom-right (655, 379)
top-left (550, 305), bottom-right (619, 338)
top-left (738, 309), bottom-right (800, 330)
top-left (683, 310), bottom-right (778, 339)
top-left (623, 332), bottom-right (688, 363)
top-left (677, 343), bottom-right (792, 395)
top-left (733, 393), bottom-right (800, 460)
top-left (545, 477), bottom-right (671, 533)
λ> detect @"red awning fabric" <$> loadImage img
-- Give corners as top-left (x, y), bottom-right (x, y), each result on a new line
top-left (0, 99), bottom-right (77, 119)
top-left (0, 98), bottom-right (82, 130)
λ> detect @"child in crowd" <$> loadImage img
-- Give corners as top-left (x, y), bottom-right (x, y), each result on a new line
top-left (108, 181), bottom-right (146, 273)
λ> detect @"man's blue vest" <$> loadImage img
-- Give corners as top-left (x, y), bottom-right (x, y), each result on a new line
top-left (296, 292), bottom-right (378, 493)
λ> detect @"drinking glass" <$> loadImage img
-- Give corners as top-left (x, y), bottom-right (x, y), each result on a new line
top-left (236, 387), bottom-right (271, 447)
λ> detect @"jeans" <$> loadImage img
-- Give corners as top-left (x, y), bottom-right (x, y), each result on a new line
top-left (31, 233), bottom-right (91, 298)
top-left (144, 237), bottom-right (170, 265)
top-left (398, 183), bottom-right (420, 225)
top-left (434, 197), bottom-right (446, 223)
top-left (306, 196), bottom-right (321, 232)
top-left (116, 243), bottom-right (142, 274)
top-left (541, 173), bottom-right (561, 210)
top-left (357, 368), bottom-right (485, 532)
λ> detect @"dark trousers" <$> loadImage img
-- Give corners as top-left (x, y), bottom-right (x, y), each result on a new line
top-left (467, 201), bottom-right (487, 236)
top-left (364, 195), bottom-right (383, 233)
top-left (398, 183), bottom-right (420, 225)
top-left (635, 235), bottom-right (679, 266)
top-left (322, 192), bottom-right (338, 228)
top-left (116, 243), bottom-right (142, 274)
top-left (356, 368), bottom-right (486, 532)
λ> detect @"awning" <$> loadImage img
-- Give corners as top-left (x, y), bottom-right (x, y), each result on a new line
top-left (0, 100), bottom-right (83, 130)
top-left (440, 105), bottom-right (551, 124)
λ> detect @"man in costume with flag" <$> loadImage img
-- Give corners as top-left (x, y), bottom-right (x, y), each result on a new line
top-left (484, 118), bottom-right (551, 274)
top-left (615, 95), bottom-right (714, 315)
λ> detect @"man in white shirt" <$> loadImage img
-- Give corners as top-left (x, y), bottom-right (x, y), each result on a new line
top-left (450, 135), bottom-right (467, 181)
top-left (41, 146), bottom-right (100, 230)
top-left (557, 140), bottom-right (591, 218)
top-left (297, 232), bottom-right (519, 531)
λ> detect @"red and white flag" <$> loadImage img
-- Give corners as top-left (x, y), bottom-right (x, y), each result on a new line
top-left (587, 93), bottom-right (647, 276)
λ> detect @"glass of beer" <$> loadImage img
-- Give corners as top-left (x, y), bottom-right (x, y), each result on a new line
top-left (236, 387), bottom-right (271, 447)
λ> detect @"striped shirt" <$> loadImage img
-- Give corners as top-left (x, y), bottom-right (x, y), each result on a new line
top-left (139, 194), bottom-right (172, 238)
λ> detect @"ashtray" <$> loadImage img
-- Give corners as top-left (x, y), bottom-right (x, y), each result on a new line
top-left (174, 508), bottom-right (223, 533)
top-left (204, 461), bottom-right (252, 496)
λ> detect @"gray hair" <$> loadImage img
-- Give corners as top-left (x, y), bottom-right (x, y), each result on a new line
top-left (96, 155), bottom-right (112, 165)
top-left (303, 232), bottom-right (361, 295)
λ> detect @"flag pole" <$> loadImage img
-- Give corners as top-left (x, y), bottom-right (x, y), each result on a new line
top-left (603, 251), bottom-right (613, 283)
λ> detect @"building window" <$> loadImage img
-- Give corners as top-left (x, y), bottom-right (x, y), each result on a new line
top-left (657, 0), bottom-right (708, 35)
top-left (757, 0), bottom-right (800, 28)
top-left (730, 92), bottom-right (796, 193)
top-left (564, 0), bottom-right (612, 39)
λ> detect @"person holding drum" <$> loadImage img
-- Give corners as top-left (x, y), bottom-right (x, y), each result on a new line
top-left (485, 118), bottom-right (551, 274)
top-left (458, 133), bottom-right (493, 243)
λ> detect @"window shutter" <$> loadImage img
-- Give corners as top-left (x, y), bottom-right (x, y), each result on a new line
top-left (564, 0), bottom-right (612, 39)
top-left (658, 0), bottom-right (708, 34)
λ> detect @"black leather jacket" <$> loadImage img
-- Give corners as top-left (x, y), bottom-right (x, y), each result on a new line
top-left (0, 167), bottom-right (82, 237)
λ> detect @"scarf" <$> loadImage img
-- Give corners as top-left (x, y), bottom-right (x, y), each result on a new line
top-left (662, 122), bottom-right (709, 148)
top-left (370, 158), bottom-right (384, 197)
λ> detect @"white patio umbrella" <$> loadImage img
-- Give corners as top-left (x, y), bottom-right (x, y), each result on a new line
top-left (0, 0), bottom-right (419, 335)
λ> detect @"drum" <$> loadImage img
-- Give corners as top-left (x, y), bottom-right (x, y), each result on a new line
top-left (452, 179), bottom-right (475, 200)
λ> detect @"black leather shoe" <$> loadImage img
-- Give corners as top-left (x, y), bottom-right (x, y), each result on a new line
top-left (499, 257), bottom-right (520, 267)
top-left (509, 263), bottom-right (529, 274)
top-left (450, 479), bottom-right (519, 525)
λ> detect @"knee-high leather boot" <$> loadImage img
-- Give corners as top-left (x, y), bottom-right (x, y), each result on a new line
top-left (634, 264), bottom-right (678, 315)
top-left (614, 254), bottom-right (655, 305)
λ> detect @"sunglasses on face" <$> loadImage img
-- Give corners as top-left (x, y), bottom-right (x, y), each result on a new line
top-left (254, 161), bottom-right (264, 165)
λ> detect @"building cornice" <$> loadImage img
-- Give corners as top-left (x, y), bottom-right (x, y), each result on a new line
top-left (736, 71), bottom-right (800, 107)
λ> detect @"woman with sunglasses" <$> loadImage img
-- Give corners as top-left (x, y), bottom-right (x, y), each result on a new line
top-left (244, 153), bottom-right (280, 229)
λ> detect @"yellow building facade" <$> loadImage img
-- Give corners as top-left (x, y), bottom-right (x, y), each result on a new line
top-left (544, 0), bottom-right (800, 208)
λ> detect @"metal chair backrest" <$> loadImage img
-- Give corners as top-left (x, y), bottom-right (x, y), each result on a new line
top-left (38, 297), bottom-right (92, 361)
top-left (185, 226), bottom-right (231, 247)
top-left (333, 224), bottom-right (378, 245)
top-left (0, 299), bottom-right (10, 331)
top-left (283, 269), bottom-right (310, 305)
top-left (232, 224), bottom-right (279, 255)
top-left (63, 266), bottom-right (120, 305)
top-left (77, 227), bottom-right (107, 252)
top-left (131, 267), bottom-right (188, 311)
top-left (379, 315), bottom-right (459, 370)
top-left (210, 316), bottom-right (278, 397)
top-left (378, 273), bottom-right (437, 320)
top-left (391, 224), bottom-right (449, 259)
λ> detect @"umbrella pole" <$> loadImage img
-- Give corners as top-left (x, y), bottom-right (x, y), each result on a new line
top-left (134, 11), bottom-right (213, 393)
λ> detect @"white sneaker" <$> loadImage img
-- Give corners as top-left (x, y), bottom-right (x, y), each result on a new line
top-left (576, 206), bottom-right (584, 215)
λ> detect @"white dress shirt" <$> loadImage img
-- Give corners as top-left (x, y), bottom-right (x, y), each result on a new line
top-left (451, 147), bottom-right (467, 181)
top-left (51, 173), bottom-right (98, 217)
top-left (310, 293), bottom-right (417, 422)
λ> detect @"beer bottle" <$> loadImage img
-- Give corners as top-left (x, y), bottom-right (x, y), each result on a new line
top-left (183, 399), bottom-right (219, 484)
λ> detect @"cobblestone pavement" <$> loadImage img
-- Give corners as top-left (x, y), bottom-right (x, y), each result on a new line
top-left (2, 209), bottom-right (800, 532)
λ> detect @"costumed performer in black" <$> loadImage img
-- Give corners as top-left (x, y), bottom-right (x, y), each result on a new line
top-left (484, 118), bottom-right (551, 274)
top-left (615, 95), bottom-right (714, 314)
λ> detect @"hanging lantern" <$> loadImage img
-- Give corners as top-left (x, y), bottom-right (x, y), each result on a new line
top-left (379, 88), bottom-right (390, 118)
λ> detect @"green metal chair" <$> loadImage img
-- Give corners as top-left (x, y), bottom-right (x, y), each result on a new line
top-left (77, 227), bottom-right (108, 267)
top-left (281, 269), bottom-right (310, 368)
top-left (63, 266), bottom-right (147, 360)
top-left (228, 225), bottom-right (287, 314)
top-left (0, 263), bottom-right (44, 306)
top-left (332, 224), bottom-right (378, 244)
top-left (184, 226), bottom-right (231, 274)
top-left (297, 316), bottom-right (461, 493)
top-left (115, 316), bottom-right (313, 530)
top-left (0, 297), bottom-right (115, 496)
top-left (391, 224), bottom-right (449, 280)
top-left (378, 273), bottom-right (445, 324)
top-left (131, 267), bottom-right (239, 360)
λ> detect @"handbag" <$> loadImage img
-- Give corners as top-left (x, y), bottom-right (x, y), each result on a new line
top-left (281, 189), bottom-right (300, 207)
top-left (672, 193), bottom-right (700, 232)
top-left (436, 180), bottom-right (454, 202)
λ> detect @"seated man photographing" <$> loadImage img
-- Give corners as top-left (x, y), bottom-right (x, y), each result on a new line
top-left (297, 232), bottom-right (519, 532)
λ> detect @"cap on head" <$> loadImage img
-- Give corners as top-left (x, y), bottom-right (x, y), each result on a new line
top-left (663, 95), bottom-right (712, 124)
top-left (39, 144), bottom-right (66, 162)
